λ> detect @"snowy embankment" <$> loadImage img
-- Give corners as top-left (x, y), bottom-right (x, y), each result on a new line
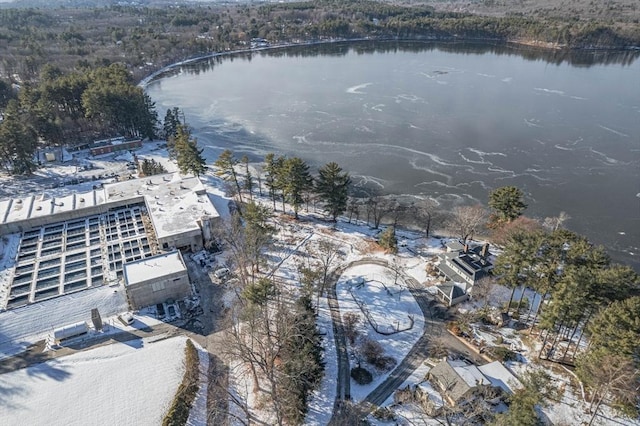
top-left (0, 336), bottom-right (188, 426)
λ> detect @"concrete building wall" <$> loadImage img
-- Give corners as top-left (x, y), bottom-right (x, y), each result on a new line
top-left (125, 270), bottom-right (190, 309)
top-left (158, 229), bottom-right (203, 252)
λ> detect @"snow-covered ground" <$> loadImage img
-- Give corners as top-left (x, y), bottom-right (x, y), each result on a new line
top-left (337, 263), bottom-right (425, 402)
top-left (0, 336), bottom-right (188, 426)
top-left (0, 284), bottom-right (129, 359)
top-left (187, 343), bottom-right (211, 426)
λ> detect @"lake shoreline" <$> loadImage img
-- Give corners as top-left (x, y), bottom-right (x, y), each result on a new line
top-left (139, 37), bottom-right (638, 88)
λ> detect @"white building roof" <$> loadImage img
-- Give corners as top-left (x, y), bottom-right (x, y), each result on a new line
top-left (448, 359), bottom-right (491, 387)
top-left (123, 251), bottom-right (187, 286)
top-left (1, 189), bottom-right (105, 224)
top-left (104, 174), bottom-right (219, 241)
top-left (1, 174), bottom-right (218, 242)
top-left (478, 361), bottom-right (522, 394)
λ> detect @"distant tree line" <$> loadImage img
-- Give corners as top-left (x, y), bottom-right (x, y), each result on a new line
top-left (0, 1), bottom-right (637, 85)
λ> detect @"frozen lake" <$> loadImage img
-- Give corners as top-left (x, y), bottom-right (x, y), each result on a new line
top-left (146, 41), bottom-right (640, 269)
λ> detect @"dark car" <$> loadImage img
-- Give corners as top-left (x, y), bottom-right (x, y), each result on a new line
top-left (156, 303), bottom-right (165, 317)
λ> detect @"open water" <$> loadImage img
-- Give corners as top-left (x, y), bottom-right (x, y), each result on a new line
top-left (145, 41), bottom-right (640, 269)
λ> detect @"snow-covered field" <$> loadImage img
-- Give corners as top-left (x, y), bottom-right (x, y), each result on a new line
top-left (337, 263), bottom-right (425, 402)
top-left (0, 336), bottom-right (188, 426)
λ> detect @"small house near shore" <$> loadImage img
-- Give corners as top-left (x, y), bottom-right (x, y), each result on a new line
top-left (428, 359), bottom-right (520, 407)
top-left (435, 241), bottom-right (493, 306)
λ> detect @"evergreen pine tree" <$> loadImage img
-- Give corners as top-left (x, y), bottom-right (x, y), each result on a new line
top-left (282, 157), bottom-right (313, 219)
top-left (242, 155), bottom-right (253, 201)
top-left (0, 100), bottom-right (38, 175)
top-left (488, 186), bottom-right (527, 223)
top-left (316, 161), bottom-right (351, 222)
top-left (214, 149), bottom-right (243, 202)
top-left (378, 226), bottom-right (398, 253)
top-left (174, 124), bottom-right (206, 177)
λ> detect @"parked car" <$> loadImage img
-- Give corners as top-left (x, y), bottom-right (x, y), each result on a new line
top-left (122, 312), bottom-right (134, 324)
top-left (213, 267), bottom-right (230, 280)
top-left (167, 305), bottom-right (176, 318)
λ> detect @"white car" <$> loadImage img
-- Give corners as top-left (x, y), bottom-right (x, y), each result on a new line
top-left (122, 312), bottom-right (134, 325)
top-left (213, 267), bottom-right (230, 280)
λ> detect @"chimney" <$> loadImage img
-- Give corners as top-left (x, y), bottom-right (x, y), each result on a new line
top-left (463, 244), bottom-right (468, 253)
top-left (481, 243), bottom-right (489, 258)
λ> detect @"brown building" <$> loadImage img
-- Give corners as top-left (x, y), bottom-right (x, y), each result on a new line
top-left (123, 251), bottom-right (190, 309)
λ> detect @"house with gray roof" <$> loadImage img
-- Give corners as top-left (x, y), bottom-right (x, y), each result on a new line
top-left (435, 242), bottom-right (493, 306)
top-left (428, 359), bottom-right (520, 408)
top-left (428, 359), bottom-right (491, 406)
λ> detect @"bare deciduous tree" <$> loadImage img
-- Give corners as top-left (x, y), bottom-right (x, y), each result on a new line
top-left (312, 239), bottom-right (344, 299)
top-left (446, 205), bottom-right (488, 244)
top-left (470, 276), bottom-right (495, 308)
top-left (343, 312), bottom-right (361, 345)
top-left (577, 352), bottom-right (640, 425)
top-left (543, 211), bottom-right (571, 231)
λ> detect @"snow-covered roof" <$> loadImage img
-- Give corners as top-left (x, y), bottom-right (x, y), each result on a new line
top-left (123, 251), bottom-right (186, 286)
top-left (1, 174), bottom-right (218, 242)
top-left (105, 174), bottom-right (219, 241)
top-left (478, 361), bottom-right (522, 394)
top-left (0, 189), bottom-right (104, 224)
top-left (448, 359), bottom-right (491, 387)
top-left (0, 285), bottom-right (128, 359)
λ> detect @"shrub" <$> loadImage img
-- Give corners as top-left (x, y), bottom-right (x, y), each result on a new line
top-left (372, 406), bottom-right (395, 421)
top-left (351, 366), bottom-right (373, 385)
top-left (361, 338), bottom-right (384, 363)
top-left (487, 346), bottom-right (517, 362)
top-left (361, 338), bottom-right (397, 371)
top-left (343, 312), bottom-right (361, 345)
top-left (378, 226), bottom-right (398, 253)
top-left (163, 339), bottom-right (200, 426)
top-left (373, 355), bottom-right (397, 371)
top-left (495, 335), bottom-right (504, 345)
top-left (448, 322), bottom-right (463, 336)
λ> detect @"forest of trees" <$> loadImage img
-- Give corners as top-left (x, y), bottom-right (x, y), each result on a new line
top-left (473, 185), bottom-right (639, 423)
top-left (0, 63), bottom-right (157, 174)
top-left (0, 1), bottom-right (637, 85)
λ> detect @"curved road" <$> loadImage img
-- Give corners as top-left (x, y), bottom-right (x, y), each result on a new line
top-left (327, 257), bottom-right (453, 424)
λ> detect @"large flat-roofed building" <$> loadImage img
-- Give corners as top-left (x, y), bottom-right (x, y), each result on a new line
top-left (0, 173), bottom-right (219, 309)
top-left (104, 174), bottom-right (218, 251)
top-left (123, 251), bottom-right (190, 309)
top-left (0, 173), bottom-right (220, 251)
